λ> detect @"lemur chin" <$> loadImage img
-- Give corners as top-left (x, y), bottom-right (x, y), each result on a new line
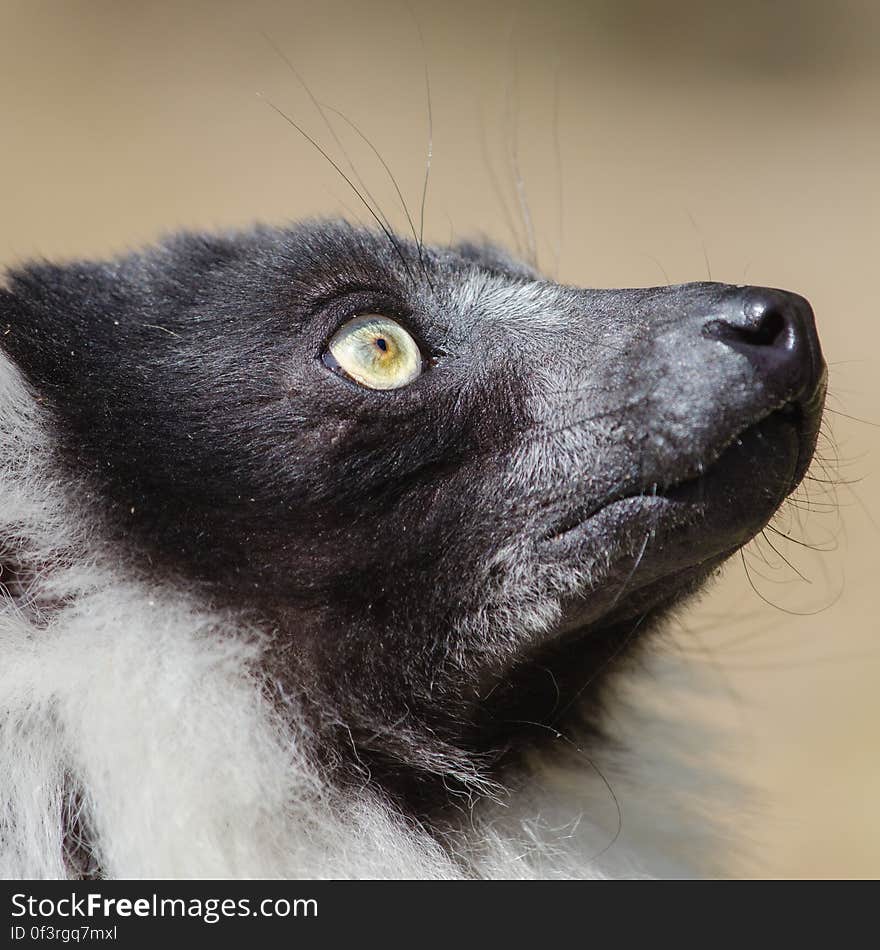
top-left (0, 221), bottom-right (825, 878)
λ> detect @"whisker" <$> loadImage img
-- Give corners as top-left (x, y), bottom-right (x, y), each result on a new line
top-left (478, 102), bottom-right (523, 259)
top-left (320, 104), bottom-right (429, 286)
top-left (758, 529), bottom-right (812, 583)
top-left (505, 39), bottom-right (538, 270)
top-left (822, 406), bottom-right (880, 428)
top-left (260, 32), bottom-right (402, 244)
top-left (764, 523), bottom-right (838, 553)
top-left (258, 94), bottom-right (417, 283)
top-left (686, 209), bottom-right (712, 281)
top-left (642, 253), bottom-right (672, 285)
top-left (412, 12), bottom-right (433, 267)
top-left (740, 548), bottom-right (843, 615)
top-left (551, 59), bottom-right (564, 280)
top-left (551, 613), bottom-right (649, 725)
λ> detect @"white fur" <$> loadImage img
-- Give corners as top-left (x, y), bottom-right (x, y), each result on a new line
top-left (0, 352), bottom-right (735, 879)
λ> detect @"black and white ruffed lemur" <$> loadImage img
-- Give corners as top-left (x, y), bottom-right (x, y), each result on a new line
top-left (0, 222), bottom-right (825, 878)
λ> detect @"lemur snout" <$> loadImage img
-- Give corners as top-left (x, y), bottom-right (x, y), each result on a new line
top-left (703, 287), bottom-right (823, 403)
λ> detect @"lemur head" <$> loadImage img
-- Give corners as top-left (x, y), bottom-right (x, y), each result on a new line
top-left (0, 221), bottom-right (825, 811)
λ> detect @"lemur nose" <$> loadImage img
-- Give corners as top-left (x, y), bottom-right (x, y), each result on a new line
top-left (703, 287), bottom-right (823, 402)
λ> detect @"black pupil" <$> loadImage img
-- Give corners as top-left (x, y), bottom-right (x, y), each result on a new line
top-left (375, 337), bottom-right (388, 352)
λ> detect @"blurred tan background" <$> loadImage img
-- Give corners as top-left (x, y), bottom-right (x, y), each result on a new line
top-left (0, 0), bottom-right (877, 877)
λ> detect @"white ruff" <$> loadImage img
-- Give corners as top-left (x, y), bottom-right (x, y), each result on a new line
top-left (0, 353), bottom-right (736, 879)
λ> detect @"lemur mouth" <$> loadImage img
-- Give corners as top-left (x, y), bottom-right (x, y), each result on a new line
top-left (541, 373), bottom-right (826, 547)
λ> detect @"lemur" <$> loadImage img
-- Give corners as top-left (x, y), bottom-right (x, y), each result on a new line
top-left (0, 221), bottom-right (825, 878)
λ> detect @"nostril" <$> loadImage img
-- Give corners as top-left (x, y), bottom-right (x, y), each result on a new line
top-left (739, 307), bottom-right (787, 347)
top-left (702, 307), bottom-right (789, 350)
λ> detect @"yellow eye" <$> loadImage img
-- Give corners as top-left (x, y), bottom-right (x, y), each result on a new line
top-left (326, 315), bottom-right (423, 390)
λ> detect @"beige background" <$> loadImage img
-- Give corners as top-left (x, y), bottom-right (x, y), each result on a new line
top-left (0, 0), bottom-right (877, 877)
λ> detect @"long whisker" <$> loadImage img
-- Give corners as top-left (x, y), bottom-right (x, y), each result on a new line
top-left (505, 40), bottom-right (538, 270)
top-left (740, 548), bottom-right (843, 615)
top-left (260, 31), bottom-right (398, 237)
top-left (551, 59), bottom-right (564, 280)
top-left (320, 105), bottom-right (423, 259)
top-left (686, 209), bottom-right (712, 281)
top-left (606, 514), bottom-right (654, 613)
top-left (409, 10), bottom-right (434, 263)
top-left (822, 406), bottom-right (880, 427)
top-left (258, 95), bottom-right (416, 283)
top-left (478, 102), bottom-right (523, 258)
top-left (758, 529), bottom-right (812, 582)
top-left (550, 613), bottom-right (650, 725)
top-left (764, 523), bottom-right (838, 553)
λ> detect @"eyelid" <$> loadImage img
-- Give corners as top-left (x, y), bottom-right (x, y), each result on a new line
top-left (320, 296), bottom-right (439, 358)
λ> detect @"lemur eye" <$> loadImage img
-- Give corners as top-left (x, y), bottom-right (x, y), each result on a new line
top-left (324, 315), bottom-right (423, 390)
